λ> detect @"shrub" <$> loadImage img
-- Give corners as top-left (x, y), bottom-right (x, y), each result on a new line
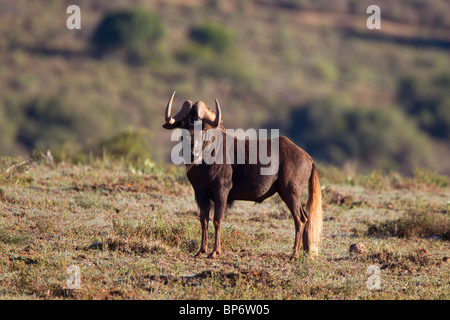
top-left (91, 9), bottom-right (164, 60)
top-left (367, 209), bottom-right (450, 240)
top-left (17, 97), bottom-right (87, 151)
top-left (397, 73), bottom-right (450, 139)
top-left (286, 99), bottom-right (434, 174)
top-left (0, 104), bottom-right (17, 155)
top-left (188, 23), bottom-right (233, 54)
top-left (96, 129), bottom-right (151, 164)
top-left (15, 96), bottom-right (121, 158)
top-left (179, 23), bottom-right (255, 87)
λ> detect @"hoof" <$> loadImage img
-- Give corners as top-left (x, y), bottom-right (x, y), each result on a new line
top-left (289, 254), bottom-right (299, 261)
top-left (207, 251), bottom-right (219, 259)
top-left (194, 250), bottom-right (206, 258)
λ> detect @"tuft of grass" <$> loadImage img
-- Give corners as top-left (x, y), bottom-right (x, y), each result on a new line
top-left (413, 168), bottom-right (450, 188)
top-left (112, 217), bottom-right (200, 253)
top-left (0, 228), bottom-right (29, 245)
top-left (150, 219), bottom-right (199, 253)
top-left (75, 192), bottom-right (105, 209)
top-left (354, 248), bottom-right (431, 275)
top-left (86, 236), bottom-right (152, 255)
top-left (367, 209), bottom-right (450, 240)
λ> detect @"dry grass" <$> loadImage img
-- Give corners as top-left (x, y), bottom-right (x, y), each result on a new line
top-left (368, 210), bottom-right (450, 240)
top-left (0, 158), bottom-right (449, 299)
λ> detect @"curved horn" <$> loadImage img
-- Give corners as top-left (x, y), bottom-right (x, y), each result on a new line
top-left (165, 91), bottom-right (176, 125)
top-left (205, 99), bottom-right (222, 128)
top-left (164, 91), bottom-right (193, 125)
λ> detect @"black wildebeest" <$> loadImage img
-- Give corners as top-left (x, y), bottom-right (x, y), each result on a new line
top-left (162, 92), bottom-right (322, 260)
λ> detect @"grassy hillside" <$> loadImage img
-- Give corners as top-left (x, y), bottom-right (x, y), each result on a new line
top-left (0, 0), bottom-right (450, 174)
top-left (0, 157), bottom-right (448, 299)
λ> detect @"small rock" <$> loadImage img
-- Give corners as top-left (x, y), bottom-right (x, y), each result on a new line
top-left (349, 242), bottom-right (366, 254)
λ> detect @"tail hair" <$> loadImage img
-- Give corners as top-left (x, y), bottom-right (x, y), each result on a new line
top-left (303, 163), bottom-right (323, 256)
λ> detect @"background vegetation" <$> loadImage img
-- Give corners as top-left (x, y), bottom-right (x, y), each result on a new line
top-left (0, 0), bottom-right (449, 174)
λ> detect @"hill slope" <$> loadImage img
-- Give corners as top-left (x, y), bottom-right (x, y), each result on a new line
top-left (0, 0), bottom-right (449, 173)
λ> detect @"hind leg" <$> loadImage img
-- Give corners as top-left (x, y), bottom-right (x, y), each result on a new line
top-left (289, 203), bottom-right (306, 260)
top-left (278, 185), bottom-right (307, 260)
top-left (301, 205), bottom-right (311, 253)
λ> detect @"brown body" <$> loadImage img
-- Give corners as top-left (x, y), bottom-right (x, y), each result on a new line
top-left (163, 92), bottom-right (323, 259)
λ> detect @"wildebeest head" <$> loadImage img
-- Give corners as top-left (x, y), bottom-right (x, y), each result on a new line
top-left (163, 91), bottom-right (222, 162)
top-left (162, 91), bottom-right (222, 131)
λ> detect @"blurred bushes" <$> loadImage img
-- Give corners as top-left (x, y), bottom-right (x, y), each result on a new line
top-left (286, 99), bottom-right (434, 174)
top-left (273, 0), bottom-right (450, 28)
top-left (176, 22), bottom-right (235, 65)
top-left (0, 104), bottom-right (16, 155)
top-left (17, 97), bottom-right (85, 151)
top-left (47, 129), bottom-right (154, 166)
top-left (397, 73), bottom-right (450, 140)
top-left (96, 129), bottom-right (152, 164)
top-left (189, 23), bottom-right (234, 54)
top-left (176, 22), bottom-right (254, 88)
top-left (0, 96), bottom-right (122, 161)
top-left (91, 9), bottom-right (165, 63)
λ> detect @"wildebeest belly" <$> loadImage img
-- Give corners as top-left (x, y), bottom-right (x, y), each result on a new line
top-left (228, 164), bottom-right (278, 202)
